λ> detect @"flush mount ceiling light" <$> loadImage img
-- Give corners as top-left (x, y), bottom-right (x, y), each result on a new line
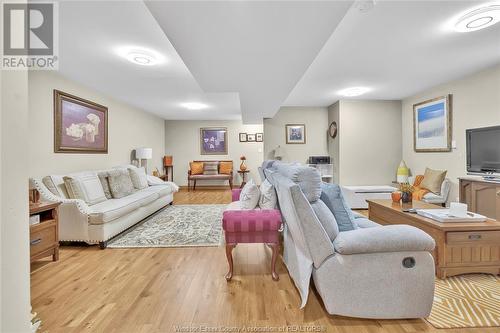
top-left (338, 86), bottom-right (370, 97)
top-left (455, 5), bottom-right (500, 32)
top-left (181, 102), bottom-right (209, 110)
top-left (115, 46), bottom-right (166, 66)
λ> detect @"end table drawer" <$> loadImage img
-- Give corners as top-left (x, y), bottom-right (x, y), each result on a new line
top-left (30, 225), bottom-right (56, 255)
top-left (447, 231), bottom-right (500, 244)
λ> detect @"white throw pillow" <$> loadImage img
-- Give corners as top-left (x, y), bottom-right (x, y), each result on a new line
top-left (63, 172), bottom-right (107, 205)
top-left (128, 167), bottom-right (148, 189)
top-left (239, 179), bottom-right (260, 209)
top-left (258, 179), bottom-right (277, 209)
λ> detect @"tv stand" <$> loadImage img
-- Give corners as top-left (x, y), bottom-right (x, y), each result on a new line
top-left (459, 177), bottom-right (500, 220)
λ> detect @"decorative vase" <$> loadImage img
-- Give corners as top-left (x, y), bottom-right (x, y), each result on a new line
top-left (401, 191), bottom-right (412, 203)
top-left (391, 191), bottom-right (401, 203)
top-left (240, 160), bottom-right (247, 171)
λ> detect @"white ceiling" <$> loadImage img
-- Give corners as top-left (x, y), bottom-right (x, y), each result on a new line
top-left (57, 1), bottom-right (500, 123)
top-left (144, 1), bottom-right (353, 123)
top-left (59, 1), bottom-right (241, 120)
top-left (285, 0), bottom-right (500, 106)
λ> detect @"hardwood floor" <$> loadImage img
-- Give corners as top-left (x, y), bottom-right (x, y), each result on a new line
top-left (30, 189), bottom-right (500, 333)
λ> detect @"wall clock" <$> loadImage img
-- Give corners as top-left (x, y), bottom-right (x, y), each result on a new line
top-left (328, 121), bottom-right (338, 138)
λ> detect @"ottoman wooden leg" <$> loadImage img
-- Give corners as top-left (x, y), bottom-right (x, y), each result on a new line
top-left (225, 244), bottom-right (235, 281)
top-left (271, 243), bottom-right (279, 281)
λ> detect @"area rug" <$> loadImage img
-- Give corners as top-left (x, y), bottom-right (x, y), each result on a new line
top-left (107, 204), bottom-right (226, 248)
top-left (426, 274), bottom-right (500, 328)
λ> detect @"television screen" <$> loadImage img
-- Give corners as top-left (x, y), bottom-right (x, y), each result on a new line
top-left (467, 125), bottom-right (500, 174)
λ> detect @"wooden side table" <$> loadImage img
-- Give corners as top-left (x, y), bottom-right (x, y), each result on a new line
top-left (237, 170), bottom-right (250, 188)
top-left (29, 201), bottom-right (61, 263)
top-left (163, 165), bottom-right (173, 182)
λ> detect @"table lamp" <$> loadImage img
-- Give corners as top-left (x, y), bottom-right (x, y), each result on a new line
top-left (274, 145), bottom-right (284, 160)
top-left (136, 147), bottom-right (152, 172)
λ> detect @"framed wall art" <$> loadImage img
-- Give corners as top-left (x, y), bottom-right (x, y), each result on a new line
top-left (256, 133), bottom-right (263, 142)
top-left (285, 124), bottom-right (306, 144)
top-left (239, 133), bottom-right (248, 142)
top-left (413, 95), bottom-right (452, 152)
top-left (200, 127), bottom-right (228, 155)
top-left (54, 90), bottom-right (108, 153)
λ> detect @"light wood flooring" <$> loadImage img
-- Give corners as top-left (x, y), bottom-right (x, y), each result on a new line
top-left (31, 189), bottom-right (500, 333)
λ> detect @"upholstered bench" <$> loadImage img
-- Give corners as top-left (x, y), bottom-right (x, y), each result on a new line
top-left (222, 189), bottom-right (282, 281)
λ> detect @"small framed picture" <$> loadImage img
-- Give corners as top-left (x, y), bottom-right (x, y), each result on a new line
top-left (247, 133), bottom-right (256, 142)
top-left (239, 133), bottom-right (248, 142)
top-left (286, 124), bottom-right (306, 144)
top-left (256, 133), bottom-right (263, 142)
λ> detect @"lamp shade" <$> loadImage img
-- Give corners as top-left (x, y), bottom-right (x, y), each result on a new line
top-left (136, 147), bottom-right (152, 160)
top-left (274, 145), bottom-right (284, 159)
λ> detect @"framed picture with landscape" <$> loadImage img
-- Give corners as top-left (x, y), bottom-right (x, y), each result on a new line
top-left (54, 90), bottom-right (108, 153)
top-left (285, 124), bottom-right (306, 144)
top-left (413, 95), bottom-right (452, 152)
top-left (200, 127), bottom-right (228, 155)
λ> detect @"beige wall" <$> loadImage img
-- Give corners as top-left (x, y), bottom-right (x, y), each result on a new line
top-left (329, 100), bottom-right (402, 185)
top-left (264, 107), bottom-right (329, 164)
top-left (165, 120), bottom-right (264, 186)
top-left (1, 70), bottom-right (32, 332)
top-left (402, 64), bottom-right (500, 203)
top-left (28, 71), bottom-right (165, 178)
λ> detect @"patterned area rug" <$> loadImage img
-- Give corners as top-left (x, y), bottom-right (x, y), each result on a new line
top-left (427, 274), bottom-right (500, 328)
top-left (108, 204), bottom-right (226, 248)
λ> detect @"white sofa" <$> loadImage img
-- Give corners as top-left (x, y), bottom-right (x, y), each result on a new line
top-left (31, 166), bottom-right (177, 248)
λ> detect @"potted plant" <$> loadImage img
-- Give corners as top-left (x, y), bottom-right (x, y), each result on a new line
top-left (399, 183), bottom-right (414, 203)
top-left (240, 155), bottom-right (247, 171)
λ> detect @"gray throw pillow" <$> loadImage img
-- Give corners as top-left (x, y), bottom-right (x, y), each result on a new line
top-left (320, 183), bottom-right (357, 232)
top-left (203, 161), bottom-right (219, 175)
top-left (108, 169), bottom-right (136, 198)
top-left (98, 172), bottom-right (112, 199)
top-left (311, 200), bottom-right (339, 241)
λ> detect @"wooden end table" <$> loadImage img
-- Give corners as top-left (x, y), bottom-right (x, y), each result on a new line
top-left (367, 199), bottom-right (500, 278)
top-left (29, 201), bottom-right (61, 263)
top-left (237, 170), bottom-right (250, 188)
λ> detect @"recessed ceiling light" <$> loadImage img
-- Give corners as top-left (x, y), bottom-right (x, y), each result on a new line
top-left (338, 87), bottom-right (370, 97)
top-left (181, 102), bottom-right (209, 110)
top-left (115, 46), bottom-right (166, 66)
top-left (455, 5), bottom-right (500, 32)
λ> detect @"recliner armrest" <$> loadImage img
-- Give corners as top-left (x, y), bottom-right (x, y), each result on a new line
top-left (333, 225), bottom-right (435, 255)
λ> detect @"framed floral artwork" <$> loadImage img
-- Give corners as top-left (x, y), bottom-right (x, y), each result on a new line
top-left (54, 90), bottom-right (108, 153)
top-left (200, 127), bottom-right (228, 155)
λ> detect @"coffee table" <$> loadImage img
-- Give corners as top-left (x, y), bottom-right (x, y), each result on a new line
top-left (368, 199), bottom-right (500, 278)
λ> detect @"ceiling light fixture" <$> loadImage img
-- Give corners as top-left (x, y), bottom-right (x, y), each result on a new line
top-left (338, 86), bottom-right (370, 97)
top-left (454, 5), bottom-right (500, 32)
top-left (181, 102), bottom-right (209, 110)
top-left (115, 46), bottom-right (166, 66)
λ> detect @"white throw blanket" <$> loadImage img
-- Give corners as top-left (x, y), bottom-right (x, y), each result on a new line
top-left (147, 175), bottom-right (179, 193)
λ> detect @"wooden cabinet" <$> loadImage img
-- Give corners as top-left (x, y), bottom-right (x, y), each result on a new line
top-left (29, 202), bottom-right (60, 263)
top-left (459, 177), bottom-right (500, 220)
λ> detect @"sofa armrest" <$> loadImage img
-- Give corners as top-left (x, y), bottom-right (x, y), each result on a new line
top-left (231, 189), bottom-right (242, 202)
top-left (333, 225), bottom-right (435, 255)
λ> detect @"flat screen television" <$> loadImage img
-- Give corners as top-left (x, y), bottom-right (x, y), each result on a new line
top-left (466, 125), bottom-right (500, 175)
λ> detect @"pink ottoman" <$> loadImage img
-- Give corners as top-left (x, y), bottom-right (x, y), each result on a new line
top-left (222, 189), bottom-right (282, 281)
